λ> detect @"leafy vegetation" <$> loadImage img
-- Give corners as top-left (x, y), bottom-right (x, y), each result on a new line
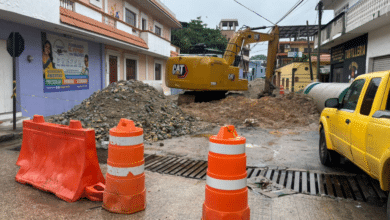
top-left (171, 17), bottom-right (228, 54)
top-left (250, 54), bottom-right (267, 60)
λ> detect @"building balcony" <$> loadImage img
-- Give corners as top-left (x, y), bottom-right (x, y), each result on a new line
top-left (314, 12), bottom-right (346, 49)
top-left (60, 0), bottom-right (141, 37)
top-left (0, 0), bottom-right (60, 25)
top-left (346, 0), bottom-right (390, 33)
top-left (140, 31), bottom-right (171, 57)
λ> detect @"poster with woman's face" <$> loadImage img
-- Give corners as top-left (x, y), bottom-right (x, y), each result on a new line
top-left (42, 32), bottom-right (89, 93)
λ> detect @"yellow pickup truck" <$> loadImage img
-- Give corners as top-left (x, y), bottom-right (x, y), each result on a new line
top-left (319, 70), bottom-right (390, 210)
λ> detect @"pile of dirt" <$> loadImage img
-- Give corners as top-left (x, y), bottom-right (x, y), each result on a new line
top-left (181, 93), bottom-right (320, 129)
top-left (242, 78), bottom-right (266, 98)
top-left (48, 80), bottom-right (206, 144)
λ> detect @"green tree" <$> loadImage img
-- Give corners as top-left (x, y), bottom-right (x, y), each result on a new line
top-left (250, 54), bottom-right (267, 60)
top-left (171, 17), bottom-right (228, 54)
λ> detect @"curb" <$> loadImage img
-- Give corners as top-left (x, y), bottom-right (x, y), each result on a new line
top-left (0, 132), bottom-right (23, 143)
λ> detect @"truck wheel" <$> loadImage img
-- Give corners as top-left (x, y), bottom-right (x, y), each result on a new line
top-left (319, 129), bottom-right (340, 166)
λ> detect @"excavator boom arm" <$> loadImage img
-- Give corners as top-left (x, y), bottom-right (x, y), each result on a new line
top-left (223, 30), bottom-right (274, 66)
top-left (223, 26), bottom-right (280, 96)
top-left (263, 26), bottom-right (279, 96)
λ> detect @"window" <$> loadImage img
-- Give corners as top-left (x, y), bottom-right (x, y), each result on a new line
top-left (125, 9), bottom-right (136, 26)
top-left (304, 48), bottom-right (313, 53)
top-left (295, 77), bottom-right (299, 82)
top-left (290, 48), bottom-right (299, 52)
top-left (142, 18), bottom-right (147, 30)
top-left (386, 89), bottom-right (390, 111)
top-left (360, 78), bottom-right (381, 115)
top-left (90, 0), bottom-right (102, 8)
top-left (155, 63), bottom-right (162, 80)
top-left (279, 45), bottom-right (285, 53)
top-left (341, 79), bottom-right (366, 111)
top-left (155, 26), bottom-right (162, 36)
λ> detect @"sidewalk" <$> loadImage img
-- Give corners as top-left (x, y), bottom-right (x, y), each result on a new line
top-left (0, 124), bottom-right (22, 143)
top-left (0, 140), bottom-right (386, 220)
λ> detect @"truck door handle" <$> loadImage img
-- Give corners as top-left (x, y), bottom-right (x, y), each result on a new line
top-left (346, 119), bottom-right (351, 124)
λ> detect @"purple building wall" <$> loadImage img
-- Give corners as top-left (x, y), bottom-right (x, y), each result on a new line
top-left (0, 19), bottom-right (105, 117)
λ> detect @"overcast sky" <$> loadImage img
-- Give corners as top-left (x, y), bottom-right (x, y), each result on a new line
top-left (160, 0), bottom-right (334, 56)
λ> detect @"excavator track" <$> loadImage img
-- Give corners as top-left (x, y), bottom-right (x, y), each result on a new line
top-left (177, 91), bottom-right (227, 105)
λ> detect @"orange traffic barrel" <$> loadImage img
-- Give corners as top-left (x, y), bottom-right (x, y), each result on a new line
top-left (202, 125), bottom-right (250, 220)
top-left (280, 85), bottom-right (285, 95)
top-left (103, 119), bottom-right (146, 214)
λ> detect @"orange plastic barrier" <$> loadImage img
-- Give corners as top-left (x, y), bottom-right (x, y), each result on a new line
top-left (202, 125), bottom-right (250, 220)
top-left (15, 115), bottom-right (105, 202)
top-left (280, 85), bottom-right (285, 95)
top-left (103, 119), bottom-right (146, 214)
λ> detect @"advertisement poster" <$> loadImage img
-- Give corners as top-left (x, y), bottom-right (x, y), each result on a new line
top-left (42, 32), bottom-right (89, 93)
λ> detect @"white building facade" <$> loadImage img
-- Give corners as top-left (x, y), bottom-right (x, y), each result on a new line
top-left (314, 0), bottom-right (390, 82)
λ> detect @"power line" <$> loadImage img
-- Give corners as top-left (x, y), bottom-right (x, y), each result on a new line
top-left (233, 0), bottom-right (275, 25)
top-left (251, 48), bottom-right (268, 53)
top-left (287, 0), bottom-right (312, 24)
top-left (275, 0), bottom-right (305, 25)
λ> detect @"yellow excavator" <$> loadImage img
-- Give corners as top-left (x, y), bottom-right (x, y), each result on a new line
top-left (165, 25), bottom-right (280, 104)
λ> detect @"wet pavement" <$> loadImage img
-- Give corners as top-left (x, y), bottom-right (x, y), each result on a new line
top-left (144, 126), bottom-right (365, 175)
top-left (0, 139), bottom-right (387, 219)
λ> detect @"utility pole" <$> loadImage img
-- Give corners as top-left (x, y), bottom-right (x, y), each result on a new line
top-left (306, 20), bottom-right (313, 81)
top-left (316, 1), bottom-right (323, 82)
top-left (12, 32), bottom-right (16, 130)
top-left (316, 1), bottom-right (323, 81)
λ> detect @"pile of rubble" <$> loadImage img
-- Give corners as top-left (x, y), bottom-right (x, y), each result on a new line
top-left (48, 80), bottom-right (201, 144)
top-left (181, 93), bottom-right (320, 129)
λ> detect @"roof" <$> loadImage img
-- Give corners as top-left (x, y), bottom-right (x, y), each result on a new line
top-left (219, 19), bottom-right (239, 26)
top-left (311, 54), bottom-right (331, 62)
top-left (278, 25), bottom-right (319, 39)
top-left (60, 8), bottom-right (148, 49)
top-left (148, 0), bottom-right (182, 28)
top-left (279, 41), bottom-right (313, 45)
top-left (357, 70), bottom-right (390, 80)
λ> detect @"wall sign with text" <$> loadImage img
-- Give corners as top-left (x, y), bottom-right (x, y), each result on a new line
top-left (42, 32), bottom-right (90, 93)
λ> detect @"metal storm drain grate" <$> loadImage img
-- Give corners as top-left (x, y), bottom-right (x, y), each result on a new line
top-left (144, 154), bottom-right (209, 179)
top-left (10, 146), bottom-right (387, 204)
top-left (144, 154), bottom-right (388, 204)
top-left (246, 167), bottom-right (388, 204)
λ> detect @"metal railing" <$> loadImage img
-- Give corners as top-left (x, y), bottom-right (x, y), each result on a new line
top-left (347, 0), bottom-right (390, 32)
top-left (60, 0), bottom-right (75, 11)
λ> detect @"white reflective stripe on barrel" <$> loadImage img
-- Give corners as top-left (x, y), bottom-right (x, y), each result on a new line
top-left (206, 175), bottom-right (247, 190)
top-left (109, 134), bottom-right (143, 146)
top-left (209, 142), bottom-right (245, 155)
top-left (107, 164), bottom-right (144, 177)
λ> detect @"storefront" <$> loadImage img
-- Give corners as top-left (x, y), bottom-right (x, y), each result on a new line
top-left (330, 34), bottom-right (368, 83)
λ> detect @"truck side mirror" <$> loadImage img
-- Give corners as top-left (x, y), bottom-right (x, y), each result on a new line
top-left (325, 98), bottom-right (339, 108)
